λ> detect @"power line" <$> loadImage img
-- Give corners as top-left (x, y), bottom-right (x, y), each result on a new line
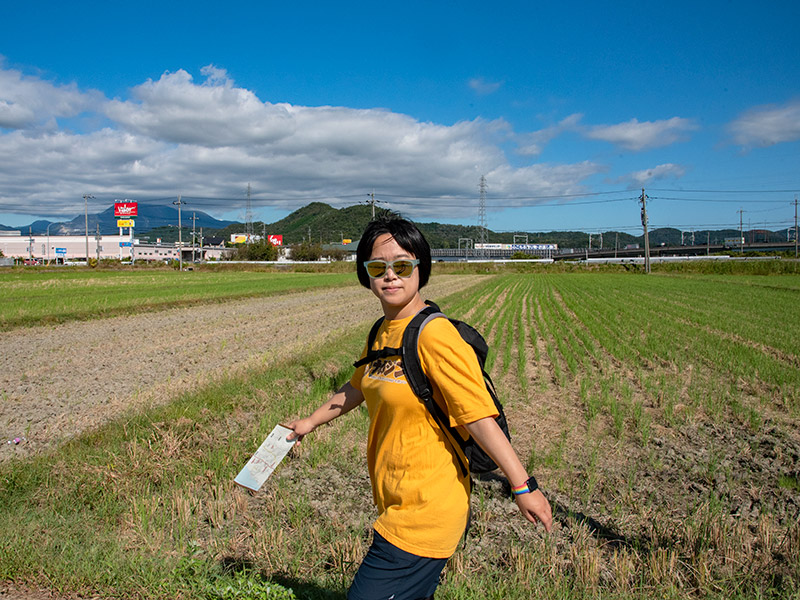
top-left (739, 205), bottom-right (793, 214)
top-left (490, 217), bottom-right (797, 233)
top-left (649, 196), bottom-right (790, 203)
top-left (378, 189), bottom-right (634, 200)
top-left (17, 186), bottom-right (800, 209)
top-left (376, 196), bottom-right (637, 208)
top-left (648, 188), bottom-right (800, 193)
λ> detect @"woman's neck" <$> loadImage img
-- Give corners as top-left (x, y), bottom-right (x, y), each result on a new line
top-left (382, 294), bottom-right (426, 321)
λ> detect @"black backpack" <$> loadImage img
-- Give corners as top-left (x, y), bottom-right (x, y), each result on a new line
top-left (353, 300), bottom-right (511, 477)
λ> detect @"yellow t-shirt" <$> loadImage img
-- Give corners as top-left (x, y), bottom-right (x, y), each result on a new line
top-left (350, 313), bottom-right (498, 558)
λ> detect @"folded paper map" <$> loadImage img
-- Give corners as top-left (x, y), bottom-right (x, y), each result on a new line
top-left (235, 424), bottom-right (296, 491)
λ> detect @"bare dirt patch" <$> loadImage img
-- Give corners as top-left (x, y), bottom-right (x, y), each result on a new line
top-left (0, 583), bottom-right (58, 600)
top-left (1, 275), bottom-right (486, 463)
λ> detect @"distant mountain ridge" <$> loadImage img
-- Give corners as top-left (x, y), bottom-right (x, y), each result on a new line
top-left (4, 204), bottom-right (235, 235)
top-left (1, 201), bottom-right (789, 249)
top-left (209, 203), bottom-right (756, 249)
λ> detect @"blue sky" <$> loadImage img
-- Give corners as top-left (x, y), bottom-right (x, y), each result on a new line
top-left (1, 0), bottom-right (799, 235)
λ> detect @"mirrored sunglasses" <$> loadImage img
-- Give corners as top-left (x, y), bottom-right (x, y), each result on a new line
top-left (363, 259), bottom-right (420, 279)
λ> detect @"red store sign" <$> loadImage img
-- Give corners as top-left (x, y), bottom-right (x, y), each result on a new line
top-left (114, 202), bottom-right (138, 217)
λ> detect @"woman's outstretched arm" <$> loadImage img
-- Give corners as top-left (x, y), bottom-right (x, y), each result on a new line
top-left (286, 382), bottom-right (365, 442)
top-left (463, 416), bottom-right (553, 532)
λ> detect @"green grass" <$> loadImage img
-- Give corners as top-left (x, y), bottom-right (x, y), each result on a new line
top-left (0, 318), bottom-right (369, 598)
top-left (0, 269), bottom-right (355, 330)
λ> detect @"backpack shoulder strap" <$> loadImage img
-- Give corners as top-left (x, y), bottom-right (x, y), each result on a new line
top-left (353, 317), bottom-right (402, 368)
top-left (401, 305), bottom-right (446, 399)
top-left (403, 302), bottom-right (471, 478)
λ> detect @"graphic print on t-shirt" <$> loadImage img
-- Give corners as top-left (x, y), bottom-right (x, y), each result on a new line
top-left (366, 357), bottom-right (407, 384)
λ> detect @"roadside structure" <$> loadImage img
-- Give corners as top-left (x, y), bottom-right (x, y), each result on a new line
top-left (0, 233), bottom-right (230, 263)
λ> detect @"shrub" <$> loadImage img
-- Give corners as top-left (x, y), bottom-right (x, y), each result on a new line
top-left (324, 248), bottom-right (349, 262)
top-left (232, 240), bottom-right (279, 261)
top-left (289, 241), bottom-right (324, 262)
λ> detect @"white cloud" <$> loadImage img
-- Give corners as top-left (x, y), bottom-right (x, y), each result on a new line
top-left (487, 161), bottom-right (605, 200)
top-left (0, 58), bottom-right (103, 129)
top-left (105, 66), bottom-right (296, 146)
top-left (516, 114), bottom-right (583, 157)
top-left (0, 63), bottom-right (604, 221)
top-left (584, 117), bottom-right (696, 151)
top-left (613, 163), bottom-right (686, 188)
top-left (468, 77), bottom-right (503, 96)
top-left (728, 99), bottom-right (800, 147)
top-left (0, 128), bottom-right (171, 213)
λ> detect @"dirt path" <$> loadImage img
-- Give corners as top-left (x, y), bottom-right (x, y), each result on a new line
top-left (1, 275), bottom-right (487, 463)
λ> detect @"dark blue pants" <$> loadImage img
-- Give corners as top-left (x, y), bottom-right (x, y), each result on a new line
top-left (347, 531), bottom-right (448, 600)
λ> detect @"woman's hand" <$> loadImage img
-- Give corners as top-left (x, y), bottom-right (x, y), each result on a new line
top-left (514, 489), bottom-right (553, 532)
top-left (286, 417), bottom-right (318, 443)
top-left (284, 382), bottom-right (364, 444)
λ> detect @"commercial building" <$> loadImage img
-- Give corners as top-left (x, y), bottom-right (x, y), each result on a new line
top-left (0, 232), bottom-right (229, 263)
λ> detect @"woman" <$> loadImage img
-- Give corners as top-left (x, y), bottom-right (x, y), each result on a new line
top-left (287, 217), bottom-right (552, 600)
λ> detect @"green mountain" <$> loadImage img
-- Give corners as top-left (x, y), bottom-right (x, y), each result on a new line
top-left (200, 202), bottom-right (391, 245)
top-left (159, 202), bottom-right (785, 249)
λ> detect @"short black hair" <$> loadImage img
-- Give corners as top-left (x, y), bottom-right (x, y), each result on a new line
top-left (356, 217), bottom-right (431, 289)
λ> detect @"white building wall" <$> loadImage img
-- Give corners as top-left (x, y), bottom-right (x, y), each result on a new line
top-left (0, 235), bottom-right (229, 261)
top-left (1, 234), bottom-right (133, 260)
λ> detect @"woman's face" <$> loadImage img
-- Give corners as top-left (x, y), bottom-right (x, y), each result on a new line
top-left (367, 233), bottom-right (421, 316)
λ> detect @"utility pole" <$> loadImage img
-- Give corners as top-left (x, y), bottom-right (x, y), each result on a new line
top-left (794, 195), bottom-right (798, 259)
top-left (190, 212), bottom-right (199, 263)
top-left (737, 209), bottom-right (745, 253)
top-left (83, 194), bottom-right (94, 265)
top-left (478, 176), bottom-right (488, 257)
top-left (458, 238), bottom-right (473, 259)
top-left (615, 232), bottom-right (618, 258)
top-left (245, 183), bottom-right (253, 244)
top-left (28, 227), bottom-right (33, 262)
top-left (95, 224), bottom-right (101, 261)
top-left (640, 188), bottom-right (651, 273)
top-left (46, 222), bottom-right (53, 264)
top-left (173, 195), bottom-right (185, 271)
top-left (367, 191), bottom-right (377, 219)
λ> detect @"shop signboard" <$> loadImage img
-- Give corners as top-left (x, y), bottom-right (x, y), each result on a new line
top-left (114, 202), bottom-right (138, 217)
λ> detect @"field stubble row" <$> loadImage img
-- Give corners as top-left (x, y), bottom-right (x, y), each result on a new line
top-left (463, 273), bottom-right (800, 596)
